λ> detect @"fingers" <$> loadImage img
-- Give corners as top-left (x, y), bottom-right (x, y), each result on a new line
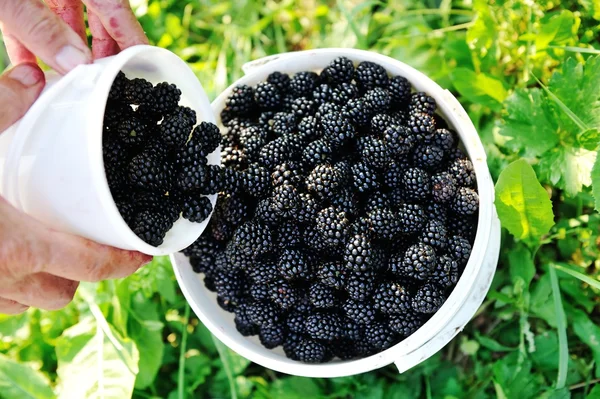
top-left (0, 63), bottom-right (45, 132)
top-left (88, 10), bottom-right (119, 59)
top-left (82, 0), bottom-right (148, 51)
top-left (0, 23), bottom-right (36, 65)
top-left (0, 0), bottom-right (91, 74)
top-left (0, 273), bottom-right (78, 311)
top-left (0, 298), bottom-right (29, 315)
top-left (46, 0), bottom-right (86, 42)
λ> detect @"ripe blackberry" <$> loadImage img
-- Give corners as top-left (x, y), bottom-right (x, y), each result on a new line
top-left (260, 137), bottom-right (300, 170)
top-left (355, 61), bottom-right (389, 91)
top-left (351, 161), bottom-right (380, 193)
top-left (331, 160), bottom-right (351, 184)
top-left (173, 106), bottom-right (197, 126)
top-left (448, 235), bottom-right (472, 266)
top-left (153, 82), bottom-right (181, 114)
top-left (426, 202), bottom-right (448, 225)
top-left (241, 164), bottom-right (270, 198)
top-left (254, 198), bottom-right (281, 225)
top-left (181, 195), bottom-right (212, 223)
top-left (447, 213), bottom-right (477, 243)
top-left (364, 191), bottom-right (392, 213)
top-left (103, 101), bottom-right (133, 131)
top-left (302, 139), bottom-right (333, 167)
top-left (297, 116), bottom-right (322, 143)
top-left (412, 283), bottom-right (445, 313)
top-left (233, 303), bottom-right (259, 336)
top-left (413, 144), bottom-right (445, 171)
top-left (312, 83), bottom-right (335, 105)
top-left (342, 299), bottom-right (376, 325)
top-left (364, 321), bottom-right (396, 350)
top-left (124, 78), bottom-right (155, 106)
top-left (333, 339), bottom-right (359, 360)
top-left (173, 140), bottom-right (207, 169)
top-left (451, 187), bottom-right (479, 215)
top-left (409, 92), bottom-right (437, 115)
top-left (345, 269), bottom-right (375, 301)
top-left (272, 162), bottom-right (304, 187)
top-left (232, 221), bottom-right (274, 257)
top-left (201, 164), bottom-right (225, 195)
top-left (383, 161), bottom-right (408, 189)
top-left (387, 75), bottom-right (411, 105)
top-left (210, 217), bottom-right (235, 242)
top-left (267, 112), bottom-right (294, 137)
top-left (108, 71), bottom-right (129, 101)
top-left (420, 219), bottom-right (448, 250)
top-left (267, 71), bottom-right (291, 92)
top-left (128, 151), bottom-right (172, 192)
top-left (388, 311), bottom-right (424, 337)
top-left (316, 206), bottom-right (349, 247)
top-left (289, 71), bottom-right (319, 98)
top-left (316, 102), bottom-right (342, 119)
top-left (395, 242), bottom-right (436, 280)
top-left (225, 85), bottom-right (255, 116)
top-left (249, 284), bottom-right (270, 301)
top-left (247, 261), bottom-right (278, 284)
top-left (370, 114), bottom-right (396, 136)
top-left (294, 338), bottom-right (327, 363)
top-left (286, 311), bottom-right (307, 334)
top-left (214, 268), bottom-right (244, 304)
top-left (224, 241), bottom-right (254, 270)
top-left (259, 323), bottom-right (286, 349)
top-left (160, 113), bottom-right (193, 148)
top-left (407, 112), bottom-right (436, 141)
top-left (217, 296), bottom-right (237, 312)
top-left (342, 98), bottom-right (372, 127)
top-left (276, 220), bottom-right (301, 248)
top-left (430, 254), bottom-right (459, 288)
top-left (296, 193), bottom-right (321, 224)
top-left (449, 148), bottom-right (468, 161)
top-left (254, 81), bottom-right (281, 110)
top-left (322, 56), bottom-right (354, 84)
top-left (305, 312), bottom-right (342, 341)
top-left (332, 82), bottom-right (359, 105)
top-left (272, 184), bottom-right (301, 217)
top-left (278, 249), bottom-right (311, 280)
top-left (116, 118), bottom-right (150, 148)
top-left (330, 189), bottom-right (359, 216)
top-left (270, 279), bottom-right (299, 310)
top-left (136, 104), bottom-right (162, 124)
top-left (367, 208), bottom-right (400, 240)
top-left (428, 128), bottom-right (456, 152)
top-left (373, 281), bottom-right (412, 314)
top-left (448, 158), bottom-right (476, 187)
top-left (306, 164), bottom-right (342, 199)
top-left (281, 94), bottom-right (295, 112)
top-left (431, 172), bottom-right (456, 203)
top-left (116, 200), bottom-right (136, 225)
top-left (282, 332), bottom-right (303, 360)
top-left (401, 168), bottom-right (431, 201)
top-left (348, 217), bottom-right (373, 239)
top-left (309, 283), bottom-right (337, 309)
top-left (358, 136), bottom-right (391, 169)
top-left (132, 210), bottom-right (172, 246)
top-left (225, 118), bottom-right (254, 142)
top-left (343, 234), bottom-right (374, 271)
top-left (364, 87), bottom-right (391, 113)
top-left (177, 161), bottom-right (208, 192)
top-left (247, 300), bottom-right (281, 327)
top-left (320, 112), bottom-right (356, 146)
top-left (291, 97), bottom-right (317, 119)
top-left (317, 261), bottom-right (347, 289)
top-left (191, 122), bottom-right (222, 156)
top-left (242, 135), bottom-right (267, 162)
top-left (383, 125), bottom-right (415, 156)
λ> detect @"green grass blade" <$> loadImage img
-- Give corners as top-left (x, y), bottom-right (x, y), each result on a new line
top-left (532, 74), bottom-right (589, 131)
top-left (549, 267), bottom-right (569, 389)
top-left (548, 45), bottom-right (600, 55)
top-left (212, 336), bottom-right (238, 399)
top-left (552, 264), bottom-right (600, 290)
top-left (178, 304), bottom-right (190, 399)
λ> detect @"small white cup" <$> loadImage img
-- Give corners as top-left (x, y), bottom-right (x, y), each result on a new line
top-left (0, 45), bottom-right (218, 256)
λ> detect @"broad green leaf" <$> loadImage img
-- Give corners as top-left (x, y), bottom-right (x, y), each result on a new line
top-left (592, 148), bottom-right (600, 211)
top-left (493, 354), bottom-right (539, 399)
top-left (267, 377), bottom-right (321, 399)
top-left (466, 0), bottom-right (496, 53)
top-left (130, 297), bottom-right (164, 389)
top-left (541, 387), bottom-right (571, 399)
top-left (508, 244), bottom-right (536, 289)
top-left (588, 383), bottom-right (600, 398)
top-left (55, 317), bottom-right (139, 399)
top-left (571, 309), bottom-right (600, 377)
top-left (530, 274), bottom-right (558, 327)
top-left (495, 160), bottom-right (555, 246)
top-left (499, 89), bottom-right (559, 157)
top-left (0, 354), bottom-right (55, 399)
top-left (451, 68), bottom-right (508, 111)
top-left (536, 11), bottom-right (579, 50)
top-left (538, 147), bottom-right (596, 196)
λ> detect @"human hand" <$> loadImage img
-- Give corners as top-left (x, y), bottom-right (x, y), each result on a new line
top-left (0, 0), bottom-right (148, 74)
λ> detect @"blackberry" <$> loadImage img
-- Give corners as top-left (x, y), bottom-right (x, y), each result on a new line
top-left (387, 75), bottom-right (411, 105)
top-left (103, 101), bottom-right (133, 131)
top-left (259, 323), bottom-right (286, 349)
top-left (108, 71), bottom-right (129, 101)
top-left (448, 158), bottom-right (476, 187)
top-left (291, 97), bottom-right (317, 119)
top-left (214, 268), bottom-right (244, 304)
top-left (312, 83), bottom-right (335, 105)
top-left (342, 299), bottom-right (376, 325)
top-left (348, 217), bottom-right (373, 238)
top-left (272, 184), bottom-right (301, 217)
top-left (355, 61), bottom-right (389, 91)
top-left (286, 311), bottom-right (307, 334)
top-left (281, 94), bottom-right (295, 112)
top-left (367, 208), bottom-right (400, 240)
top-left (305, 312), bottom-right (342, 341)
top-left (254, 81), bottom-right (281, 110)
top-left (373, 281), bottom-right (412, 314)
top-left (317, 261), bottom-right (347, 289)
top-left (103, 135), bottom-right (130, 168)
top-left (396, 242), bottom-right (436, 280)
top-left (345, 269), bottom-right (375, 301)
top-left (343, 234), bottom-right (374, 271)
top-left (332, 82), bottom-right (359, 105)
top-left (289, 71), bottom-right (319, 98)
top-left (201, 165), bottom-right (225, 195)
top-left (302, 139), bottom-right (333, 167)
top-left (297, 116), bottom-right (322, 143)
top-left (247, 261), bottom-right (278, 284)
top-left (160, 113), bottom-right (193, 148)
top-left (447, 235), bottom-right (472, 266)
top-left (267, 71), bottom-right (291, 92)
top-left (383, 161), bottom-right (408, 189)
top-left (173, 106), bottom-right (197, 126)
top-left (342, 98), bottom-right (372, 127)
top-left (330, 189), bottom-right (359, 216)
top-left (358, 136), bottom-right (391, 169)
top-left (407, 112), bottom-right (436, 142)
top-left (351, 161), bottom-right (380, 193)
top-left (333, 339), bottom-right (359, 360)
top-left (428, 128), bottom-right (456, 152)
top-left (384, 125), bottom-right (415, 156)
top-left (272, 162), bottom-right (304, 187)
top-left (401, 168), bottom-right (430, 201)
top-left (254, 198), bottom-right (281, 225)
top-left (222, 145), bottom-right (247, 171)
top-left (192, 122), bottom-right (222, 156)
top-left (116, 118), bottom-right (150, 148)
top-left (294, 338), bottom-right (327, 363)
top-left (409, 92), bottom-right (437, 115)
top-left (241, 164), bottom-right (271, 198)
top-left (364, 321), bottom-right (396, 350)
top-left (270, 279), bottom-right (299, 310)
top-left (177, 161), bottom-right (208, 192)
top-left (447, 213), bottom-right (477, 242)
top-left (116, 201), bottom-right (135, 225)
top-left (451, 187), bottom-right (479, 215)
top-left (431, 172), bottom-right (456, 203)
top-left (210, 217), bottom-right (235, 242)
top-left (430, 255), bottom-right (459, 288)
top-left (388, 311), bottom-right (424, 337)
top-left (276, 220), bottom-right (301, 248)
top-left (234, 304), bottom-right (259, 336)
top-left (184, 232), bottom-right (224, 260)
top-left (225, 85), bottom-right (255, 116)
top-left (316, 206), bottom-right (349, 247)
top-left (153, 82), bottom-right (181, 114)
top-left (247, 300), bottom-right (281, 327)
top-left (283, 332), bottom-right (303, 360)
top-left (322, 56), bottom-right (355, 84)
top-left (225, 118), bottom-right (254, 142)
top-left (217, 296), bottom-right (237, 312)
top-left (124, 78), bottom-right (155, 106)
top-left (132, 210), bottom-right (172, 246)
top-left (371, 113), bottom-right (398, 136)
top-left (249, 284), bottom-right (270, 301)
top-left (278, 249), bottom-right (311, 280)
top-left (420, 219), bottom-right (448, 250)
top-left (242, 135), bottom-right (267, 162)
top-left (173, 141), bottom-right (206, 170)
top-left (316, 102), bottom-right (342, 119)
top-left (135, 104), bottom-right (162, 124)
top-left (412, 283), bottom-right (444, 313)
top-left (259, 137), bottom-right (296, 169)
top-left (320, 112), bottom-right (356, 146)
top-left (426, 202), bottom-right (448, 225)
top-left (128, 151), bottom-right (171, 192)
top-left (240, 124), bottom-right (269, 146)
top-left (413, 144), bottom-right (445, 171)
top-left (181, 195), bottom-right (212, 223)
top-left (232, 221), bottom-right (274, 257)
top-left (364, 87), bottom-right (391, 113)
top-left (309, 282), bottom-right (337, 308)
top-left (306, 164), bottom-right (342, 198)
top-left (296, 193), bottom-right (321, 224)
top-left (364, 191), bottom-right (392, 213)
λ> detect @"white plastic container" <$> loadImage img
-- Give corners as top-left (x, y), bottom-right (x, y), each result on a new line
top-left (0, 45), bottom-right (218, 256)
top-left (170, 48), bottom-right (501, 378)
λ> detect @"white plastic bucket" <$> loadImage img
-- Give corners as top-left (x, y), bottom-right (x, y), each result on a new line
top-left (0, 45), bottom-right (218, 256)
top-left (170, 48), bottom-right (501, 378)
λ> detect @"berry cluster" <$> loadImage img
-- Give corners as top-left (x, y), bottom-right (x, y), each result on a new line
top-left (184, 57), bottom-right (479, 362)
top-left (103, 72), bottom-right (221, 246)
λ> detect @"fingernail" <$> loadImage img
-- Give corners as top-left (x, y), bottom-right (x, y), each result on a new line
top-left (9, 64), bottom-right (43, 87)
top-left (55, 45), bottom-right (90, 72)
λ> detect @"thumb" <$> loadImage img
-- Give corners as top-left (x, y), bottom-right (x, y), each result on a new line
top-left (0, 63), bottom-right (45, 132)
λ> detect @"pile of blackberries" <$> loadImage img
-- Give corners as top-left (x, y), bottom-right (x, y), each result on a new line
top-left (183, 56), bottom-right (479, 363)
top-left (103, 72), bottom-right (221, 246)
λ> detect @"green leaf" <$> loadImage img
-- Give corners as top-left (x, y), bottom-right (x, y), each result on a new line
top-left (571, 309), bottom-right (600, 377)
top-left (475, 334), bottom-right (517, 352)
top-left (549, 267), bottom-right (568, 389)
top-left (536, 11), bottom-right (579, 50)
top-left (578, 0), bottom-right (600, 20)
top-left (55, 317), bottom-right (139, 399)
top-left (552, 263), bottom-right (600, 290)
top-left (267, 377), bottom-right (322, 399)
top-left (538, 147), bottom-right (597, 196)
top-left (592, 148), bottom-right (600, 211)
top-left (0, 354), bottom-right (55, 399)
top-left (508, 244), bottom-right (536, 289)
top-left (541, 387), bottom-right (571, 399)
top-left (495, 159), bottom-right (555, 246)
top-left (451, 68), bottom-right (508, 111)
top-left (588, 383), bottom-right (600, 398)
top-left (130, 296), bottom-right (164, 389)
